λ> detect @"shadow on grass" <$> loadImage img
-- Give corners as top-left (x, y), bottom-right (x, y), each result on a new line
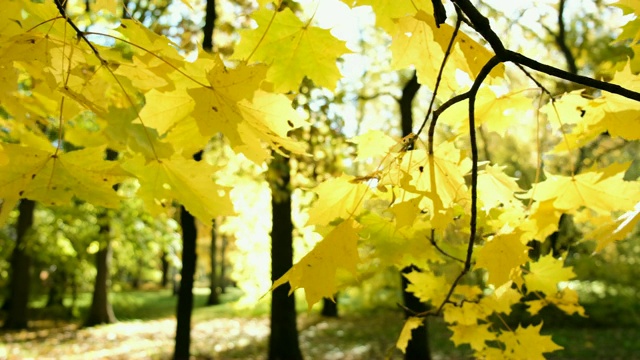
top-left (3, 290), bottom-right (640, 359)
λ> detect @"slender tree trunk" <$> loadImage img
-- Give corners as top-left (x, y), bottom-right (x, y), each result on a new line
top-left (174, 205), bottom-right (197, 360)
top-left (84, 213), bottom-right (117, 327)
top-left (46, 268), bottom-right (66, 308)
top-left (268, 153), bottom-right (303, 360)
top-left (399, 72), bottom-right (431, 359)
top-left (219, 235), bottom-right (227, 293)
top-left (320, 295), bottom-right (338, 317)
top-left (173, 149), bottom-right (203, 359)
top-left (161, 250), bottom-right (170, 288)
top-left (85, 149), bottom-right (119, 327)
top-left (3, 199), bottom-right (35, 330)
top-left (207, 220), bottom-right (220, 305)
top-left (202, 0), bottom-right (217, 52)
top-left (172, 266), bottom-right (180, 296)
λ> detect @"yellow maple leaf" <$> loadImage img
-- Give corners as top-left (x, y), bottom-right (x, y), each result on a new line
top-left (236, 89), bottom-right (308, 162)
top-left (474, 232), bottom-right (529, 288)
top-left (163, 117), bottom-right (213, 157)
top-left (359, 213), bottom-right (442, 268)
top-left (94, 0), bottom-right (117, 13)
top-left (389, 197), bottom-right (422, 228)
top-left (122, 155), bottom-right (235, 223)
top-left (499, 323), bottom-right (563, 360)
top-left (116, 20), bottom-right (186, 65)
top-left (306, 174), bottom-right (370, 225)
top-left (390, 142), bottom-right (471, 222)
top-left (343, 0), bottom-right (433, 34)
top-left (232, 7), bottom-right (349, 92)
top-left (0, 145), bottom-right (125, 209)
top-left (439, 87), bottom-right (532, 136)
top-left (189, 56), bottom-right (307, 162)
top-left (477, 164), bottom-right (523, 210)
top-left (188, 56), bottom-right (265, 136)
top-left (586, 201), bottom-right (640, 252)
top-left (524, 254), bottom-right (575, 295)
top-left (529, 166), bottom-right (640, 215)
top-left (443, 302), bottom-right (487, 325)
top-left (271, 219), bottom-right (360, 309)
top-left (396, 317), bottom-right (424, 353)
top-left (479, 287), bottom-right (522, 316)
top-left (449, 323), bottom-right (496, 351)
top-left (0, 1), bottom-right (22, 39)
top-left (390, 11), bottom-right (459, 95)
top-left (349, 130), bottom-right (398, 162)
top-left (138, 89), bottom-right (194, 136)
top-left (527, 288), bottom-right (585, 317)
top-left (521, 199), bottom-right (561, 240)
top-left (404, 268), bottom-right (449, 306)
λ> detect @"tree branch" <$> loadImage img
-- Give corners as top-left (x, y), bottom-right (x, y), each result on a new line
top-left (452, 0), bottom-right (640, 102)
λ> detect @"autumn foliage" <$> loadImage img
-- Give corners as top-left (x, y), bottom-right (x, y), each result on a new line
top-left (1, 0), bottom-right (639, 358)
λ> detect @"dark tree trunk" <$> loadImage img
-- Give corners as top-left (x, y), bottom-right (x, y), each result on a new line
top-left (174, 205), bottom-right (197, 360)
top-left (400, 73), bottom-right (420, 140)
top-left (268, 154), bottom-right (303, 360)
top-left (219, 235), bottom-right (227, 293)
top-left (3, 199), bottom-right (35, 330)
top-left (172, 266), bottom-right (180, 296)
top-left (161, 250), bottom-right (170, 288)
top-left (202, 0), bottom-right (217, 52)
top-left (399, 71), bottom-right (431, 360)
top-left (207, 220), bottom-right (220, 305)
top-left (401, 266), bottom-right (430, 359)
top-left (70, 272), bottom-right (78, 315)
top-left (46, 268), bottom-right (66, 308)
top-left (320, 296), bottom-right (338, 317)
top-left (85, 150), bottom-right (119, 327)
top-left (84, 216), bottom-right (117, 327)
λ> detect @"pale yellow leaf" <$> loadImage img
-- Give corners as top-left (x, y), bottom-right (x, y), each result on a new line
top-left (396, 317), bottom-right (424, 353)
top-left (449, 323), bottom-right (496, 351)
top-left (271, 219), bottom-right (360, 309)
top-left (524, 255), bottom-right (575, 295)
top-left (307, 174), bottom-right (370, 225)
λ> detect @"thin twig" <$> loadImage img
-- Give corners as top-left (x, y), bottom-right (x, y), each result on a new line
top-left (429, 229), bottom-right (465, 263)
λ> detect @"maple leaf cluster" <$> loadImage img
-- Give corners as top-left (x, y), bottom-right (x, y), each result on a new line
top-left (0, 0), bottom-right (638, 358)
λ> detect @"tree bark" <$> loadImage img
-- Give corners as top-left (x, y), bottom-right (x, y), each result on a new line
top-left (84, 212), bottom-right (117, 327)
top-left (219, 235), bottom-right (227, 293)
top-left (174, 206), bottom-right (197, 360)
top-left (161, 250), bottom-right (170, 288)
top-left (268, 153), bottom-right (303, 360)
top-left (202, 0), bottom-right (217, 52)
top-left (207, 220), bottom-right (220, 305)
top-left (3, 199), bottom-right (36, 330)
top-left (320, 296), bottom-right (338, 317)
top-left (399, 71), bottom-right (431, 360)
top-left (46, 268), bottom-right (66, 308)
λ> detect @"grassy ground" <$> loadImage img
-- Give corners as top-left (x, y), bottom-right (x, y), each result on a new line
top-left (1, 289), bottom-right (639, 359)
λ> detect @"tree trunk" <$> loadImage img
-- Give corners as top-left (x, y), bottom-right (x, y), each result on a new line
top-left (161, 250), bottom-right (170, 288)
top-left (174, 205), bottom-right (197, 360)
top-left (84, 214), bottom-right (117, 327)
top-left (3, 199), bottom-right (35, 330)
top-left (268, 154), bottom-right (303, 360)
top-left (402, 266), bottom-right (430, 359)
top-left (219, 235), bottom-right (227, 293)
top-left (46, 268), bottom-right (66, 308)
top-left (321, 295), bottom-right (338, 317)
top-left (202, 0), bottom-right (217, 52)
top-left (207, 220), bottom-right (220, 305)
top-left (399, 72), bottom-right (431, 359)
